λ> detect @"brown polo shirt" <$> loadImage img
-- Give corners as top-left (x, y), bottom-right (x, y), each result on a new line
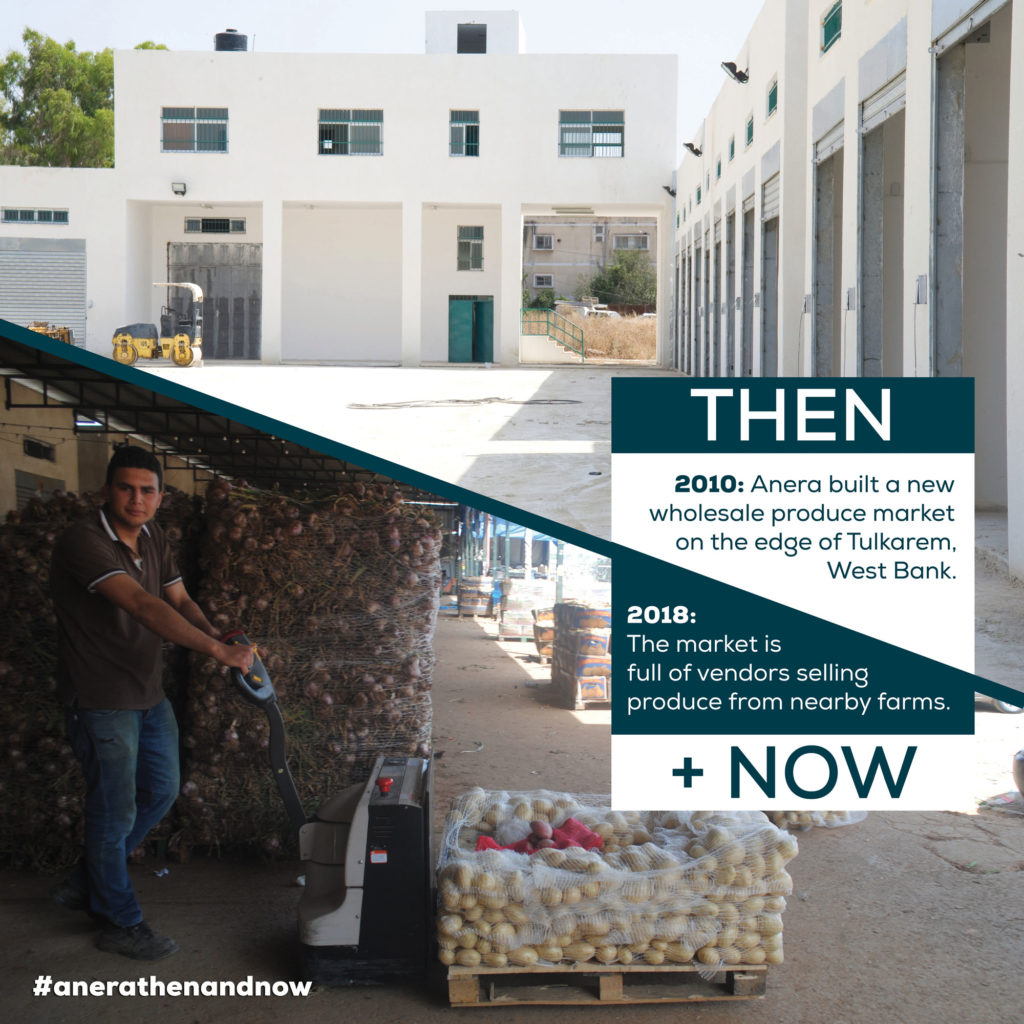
top-left (51, 508), bottom-right (182, 709)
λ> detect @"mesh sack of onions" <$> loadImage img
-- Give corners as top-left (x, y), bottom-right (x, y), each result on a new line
top-left (175, 479), bottom-right (441, 857)
top-left (0, 487), bottom-right (197, 871)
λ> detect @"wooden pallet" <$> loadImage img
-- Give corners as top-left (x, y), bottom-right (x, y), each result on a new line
top-left (447, 962), bottom-right (767, 1006)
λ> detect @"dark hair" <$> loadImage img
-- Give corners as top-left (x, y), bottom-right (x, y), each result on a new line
top-left (106, 446), bottom-right (163, 490)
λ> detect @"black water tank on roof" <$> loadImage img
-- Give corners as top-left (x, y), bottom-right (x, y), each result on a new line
top-left (215, 28), bottom-right (248, 51)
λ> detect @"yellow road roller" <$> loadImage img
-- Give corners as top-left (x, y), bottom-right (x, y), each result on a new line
top-left (111, 282), bottom-right (204, 367)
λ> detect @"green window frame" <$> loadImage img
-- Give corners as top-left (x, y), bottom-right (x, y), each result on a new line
top-left (318, 109), bottom-right (383, 156)
top-left (729, 136), bottom-right (736, 161)
top-left (716, 157), bottom-right (722, 180)
top-left (457, 225), bottom-right (484, 271)
top-left (2, 207), bottom-right (69, 224)
top-left (767, 78), bottom-right (778, 117)
top-left (450, 110), bottom-right (480, 157)
top-left (745, 115), bottom-right (754, 148)
top-left (822, 2), bottom-right (842, 53)
top-left (559, 110), bottom-right (624, 158)
top-left (161, 107), bottom-right (228, 153)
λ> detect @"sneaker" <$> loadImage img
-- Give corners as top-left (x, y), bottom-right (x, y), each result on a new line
top-left (51, 878), bottom-right (88, 912)
top-left (96, 920), bottom-right (179, 961)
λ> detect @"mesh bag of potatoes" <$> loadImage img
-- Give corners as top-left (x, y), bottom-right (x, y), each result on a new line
top-left (766, 810), bottom-right (867, 832)
top-left (436, 788), bottom-right (798, 972)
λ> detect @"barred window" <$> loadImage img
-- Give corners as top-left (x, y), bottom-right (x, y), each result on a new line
top-left (450, 110), bottom-right (479, 156)
top-left (162, 107), bottom-right (228, 153)
top-left (318, 109), bottom-right (383, 156)
top-left (457, 225), bottom-right (484, 271)
top-left (559, 110), bottom-right (624, 158)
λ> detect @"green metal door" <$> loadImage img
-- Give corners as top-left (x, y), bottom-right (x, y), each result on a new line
top-left (473, 298), bottom-right (494, 362)
top-left (448, 299), bottom-right (475, 362)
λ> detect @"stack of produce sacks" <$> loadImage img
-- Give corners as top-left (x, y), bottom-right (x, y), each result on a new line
top-left (0, 487), bottom-right (198, 870)
top-left (550, 601), bottom-right (612, 707)
top-left (436, 789), bottom-right (797, 971)
top-left (176, 479), bottom-right (441, 855)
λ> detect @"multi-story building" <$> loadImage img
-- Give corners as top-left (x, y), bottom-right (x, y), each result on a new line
top-left (671, 0), bottom-right (1024, 576)
top-left (522, 216), bottom-right (657, 305)
top-left (0, 11), bottom-right (676, 366)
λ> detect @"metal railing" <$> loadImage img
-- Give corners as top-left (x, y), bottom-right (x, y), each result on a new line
top-left (520, 308), bottom-right (585, 361)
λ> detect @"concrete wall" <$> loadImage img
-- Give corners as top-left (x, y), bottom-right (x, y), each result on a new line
top-left (281, 204), bottom-right (403, 362)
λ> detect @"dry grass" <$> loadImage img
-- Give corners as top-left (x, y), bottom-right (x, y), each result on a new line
top-left (560, 310), bottom-right (657, 362)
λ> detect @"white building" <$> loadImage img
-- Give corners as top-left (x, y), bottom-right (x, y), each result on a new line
top-left (0, 11), bottom-right (676, 367)
top-left (671, 0), bottom-right (1024, 576)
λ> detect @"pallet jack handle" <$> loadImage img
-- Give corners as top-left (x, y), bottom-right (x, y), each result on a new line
top-left (221, 628), bottom-right (308, 836)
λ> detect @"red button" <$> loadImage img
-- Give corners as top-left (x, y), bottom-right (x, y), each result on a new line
top-left (375, 776), bottom-right (394, 795)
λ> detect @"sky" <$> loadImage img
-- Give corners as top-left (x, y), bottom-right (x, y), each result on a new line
top-left (0, 0), bottom-right (765, 152)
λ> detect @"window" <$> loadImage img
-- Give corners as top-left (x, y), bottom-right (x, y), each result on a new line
top-left (594, 224), bottom-right (605, 243)
top-left (185, 217), bottom-right (246, 234)
top-left (729, 135), bottom-right (736, 161)
top-left (457, 226), bottom-right (484, 270)
top-left (450, 110), bottom-right (479, 156)
top-left (558, 110), bottom-right (624, 158)
top-left (2, 207), bottom-right (69, 224)
top-left (161, 107), bottom-right (228, 152)
top-left (457, 23), bottom-right (487, 53)
top-left (822, 2), bottom-right (842, 53)
top-left (24, 438), bottom-right (56, 462)
top-left (716, 158), bottom-right (722, 180)
top-left (533, 234), bottom-right (554, 250)
top-left (745, 115), bottom-right (754, 148)
top-left (613, 234), bottom-right (649, 251)
top-left (696, 185), bottom-right (702, 206)
top-left (318, 109), bottom-right (383, 155)
top-left (533, 274), bottom-right (554, 288)
top-left (767, 77), bottom-right (778, 117)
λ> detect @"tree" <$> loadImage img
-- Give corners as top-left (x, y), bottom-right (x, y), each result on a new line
top-left (0, 30), bottom-right (165, 167)
top-left (580, 249), bottom-right (657, 307)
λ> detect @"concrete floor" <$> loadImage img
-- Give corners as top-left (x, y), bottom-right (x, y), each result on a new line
top-left (142, 362), bottom-right (677, 539)
top-left (2, 615), bottom-right (1022, 1024)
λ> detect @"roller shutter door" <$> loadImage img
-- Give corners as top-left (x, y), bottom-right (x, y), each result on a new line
top-left (815, 121), bottom-right (845, 163)
top-left (861, 73), bottom-right (906, 135)
top-left (762, 173), bottom-right (781, 221)
top-left (0, 239), bottom-right (87, 345)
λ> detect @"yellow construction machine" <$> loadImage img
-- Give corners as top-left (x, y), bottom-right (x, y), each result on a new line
top-left (28, 322), bottom-right (76, 345)
top-left (111, 282), bottom-right (204, 367)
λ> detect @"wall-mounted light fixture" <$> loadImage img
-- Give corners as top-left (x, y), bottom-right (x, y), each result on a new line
top-left (721, 61), bottom-right (749, 83)
top-left (683, 142), bottom-right (702, 157)
top-left (171, 182), bottom-right (187, 196)
top-left (662, 185), bottom-right (677, 197)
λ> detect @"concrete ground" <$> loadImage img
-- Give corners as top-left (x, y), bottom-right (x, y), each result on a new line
top-left (2, 607), bottom-right (1023, 1024)
top-left (141, 362), bottom-right (675, 539)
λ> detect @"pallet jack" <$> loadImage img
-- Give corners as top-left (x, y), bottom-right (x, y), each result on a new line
top-left (221, 629), bottom-right (434, 985)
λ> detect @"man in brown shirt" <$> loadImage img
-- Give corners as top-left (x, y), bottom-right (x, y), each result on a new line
top-left (50, 446), bottom-right (253, 961)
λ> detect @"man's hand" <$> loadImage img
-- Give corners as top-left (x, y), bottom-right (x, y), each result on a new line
top-left (218, 642), bottom-right (255, 674)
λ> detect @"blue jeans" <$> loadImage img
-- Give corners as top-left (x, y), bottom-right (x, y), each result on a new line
top-left (66, 698), bottom-right (180, 928)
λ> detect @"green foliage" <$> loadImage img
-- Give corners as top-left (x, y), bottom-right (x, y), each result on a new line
top-left (581, 250), bottom-right (657, 307)
top-left (0, 29), bottom-right (117, 166)
top-left (529, 288), bottom-right (556, 309)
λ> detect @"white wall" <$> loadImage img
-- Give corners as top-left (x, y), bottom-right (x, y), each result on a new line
top-left (281, 204), bottom-right (403, 362)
